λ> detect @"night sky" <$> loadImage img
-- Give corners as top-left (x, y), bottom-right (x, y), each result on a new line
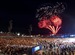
top-left (0, 0), bottom-right (75, 35)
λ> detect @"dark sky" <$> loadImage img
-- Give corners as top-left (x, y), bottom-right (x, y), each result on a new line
top-left (0, 0), bottom-right (75, 34)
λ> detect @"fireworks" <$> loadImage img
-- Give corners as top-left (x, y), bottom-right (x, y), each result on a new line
top-left (38, 15), bottom-right (62, 35)
top-left (36, 2), bottom-right (65, 20)
top-left (37, 2), bottom-right (65, 35)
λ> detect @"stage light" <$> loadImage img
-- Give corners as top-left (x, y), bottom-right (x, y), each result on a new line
top-left (69, 38), bottom-right (75, 42)
top-left (17, 33), bottom-right (20, 36)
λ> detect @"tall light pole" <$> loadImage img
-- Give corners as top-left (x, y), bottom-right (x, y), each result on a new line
top-left (29, 25), bottom-right (32, 35)
top-left (8, 20), bottom-right (13, 33)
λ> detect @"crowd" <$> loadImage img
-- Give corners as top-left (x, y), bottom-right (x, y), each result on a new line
top-left (0, 36), bottom-right (75, 55)
top-left (37, 40), bottom-right (75, 55)
top-left (0, 37), bottom-right (38, 55)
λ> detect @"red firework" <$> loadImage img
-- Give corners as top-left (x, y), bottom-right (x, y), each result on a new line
top-left (38, 15), bottom-right (62, 35)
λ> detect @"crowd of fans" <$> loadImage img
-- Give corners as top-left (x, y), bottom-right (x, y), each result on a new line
top-left (37, 39), bottom-right (75, 55)
top-left (0, 37), bottom-right (38, 55)
top-left (0, 35), bottom-right (75, 55)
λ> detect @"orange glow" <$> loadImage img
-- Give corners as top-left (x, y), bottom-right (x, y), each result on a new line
top-left (50, 15), bottom-right (62, 26)
top-left (38, 15), bottom-right (62, 35)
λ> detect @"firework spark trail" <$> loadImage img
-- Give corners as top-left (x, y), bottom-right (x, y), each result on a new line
top-left (36, 2), bottom-right (65, 20)
top-left (38, 15), bottom-right (62, 35)
top-left (37, 2), bottom-right (65, 35)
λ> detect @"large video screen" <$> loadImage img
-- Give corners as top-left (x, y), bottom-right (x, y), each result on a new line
top-left (32, 45), bottom-right (42, 53)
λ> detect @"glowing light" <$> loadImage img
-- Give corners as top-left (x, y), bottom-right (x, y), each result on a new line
top-left (50, 15), bottom-right (62, 26)
top-left (17, 33), bottom-right (20, 36)
top-left (37, 2), bottom-right (65, 35)
top-left (69, 38), bottom-right (75, 42)
top-left (34, 46), bottom-right (40, 51)
top-left (38, 15), bottom-right (62, 35)
top-left (63, 38), bottom-right (75, 42)
top-left (70, 35), bottom-right (75, 37)
top-left (0, 31), bottom-right (3, 33)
